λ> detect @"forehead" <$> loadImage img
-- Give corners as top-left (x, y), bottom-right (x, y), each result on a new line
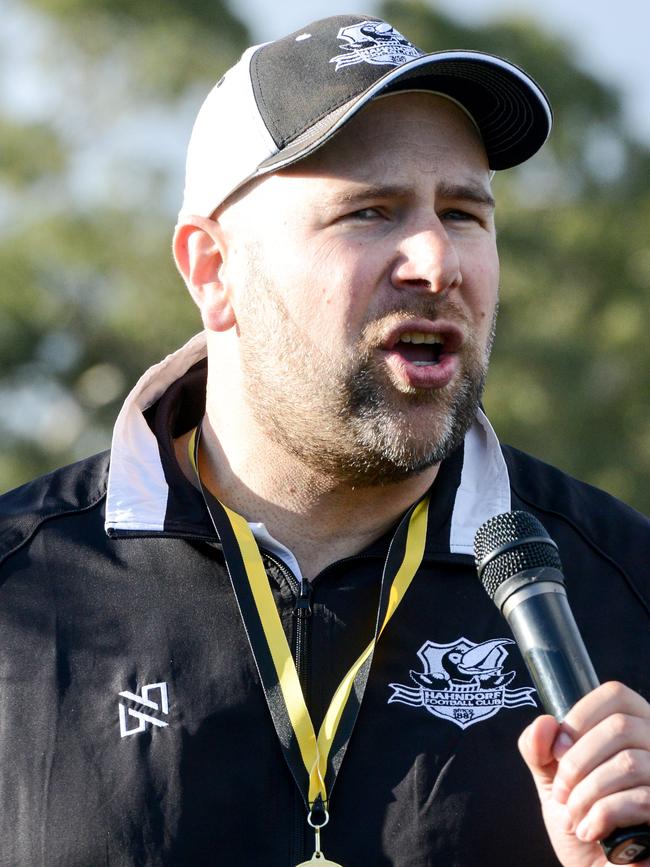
top-left (277, 91), bottom-right (490, 186)
top-left (219, 92), bottom-right (493, 225)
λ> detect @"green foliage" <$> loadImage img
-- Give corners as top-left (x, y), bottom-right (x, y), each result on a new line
top-left (0, 119), bottom-right (66, 186)
top-left (0, 207), bottom-right (200, 491)
top-left (0, 0), bottom-right (249, 492)
top-left (25, 0), bottom-right (248, 95)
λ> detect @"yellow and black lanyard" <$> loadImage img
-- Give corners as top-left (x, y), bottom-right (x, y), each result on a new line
top-left (189, 425), bottom-right (430, 865)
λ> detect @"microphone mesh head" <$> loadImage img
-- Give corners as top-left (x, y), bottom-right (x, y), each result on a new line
top-left (474, 511), bottom-right (563, 601)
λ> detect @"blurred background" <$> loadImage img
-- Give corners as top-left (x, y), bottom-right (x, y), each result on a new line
top-left (1, 0), bottom-right (649, 513)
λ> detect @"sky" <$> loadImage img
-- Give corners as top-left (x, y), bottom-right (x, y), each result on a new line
top-left (235, 0), bottom-right (650, 144)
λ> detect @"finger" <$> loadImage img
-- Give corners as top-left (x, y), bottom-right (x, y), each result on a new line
top-left (565, 748), bottom-right (650, 826)
top-left (571, 786), bottom-right (650, 844)
top-left (552, 714), bottom-right (650, 804)
top-left (562, 682), bottom-right (650, 740)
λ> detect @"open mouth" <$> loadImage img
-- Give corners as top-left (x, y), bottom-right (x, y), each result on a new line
top-left (378, 321), bottom-right (463, 389)
top-left (393, 331), bottom-right (444, 366)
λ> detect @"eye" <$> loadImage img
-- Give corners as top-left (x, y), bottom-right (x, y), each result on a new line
top-left (441, 208), bottom-right (479, 223)
top-left (347, 207), bottom-right (383, 221)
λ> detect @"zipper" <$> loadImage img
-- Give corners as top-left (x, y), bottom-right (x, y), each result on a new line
top-left (294, 578), bottom-right (312, 682)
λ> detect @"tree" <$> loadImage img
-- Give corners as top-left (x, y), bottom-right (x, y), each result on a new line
top-left (0, 0), bottom-right (249, 489)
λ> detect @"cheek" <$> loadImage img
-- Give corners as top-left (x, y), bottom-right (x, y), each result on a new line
top-left (252, 230), bottom-right (381, 352)
top-left (465, 256), bottom-right (499, 327)
top-left (302, 255), bottom-right (375, 345)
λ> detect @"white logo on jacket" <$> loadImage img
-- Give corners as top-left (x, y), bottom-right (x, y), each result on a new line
top-left (330, 20), bottom-right (421, 71)
top-left (388, 638), bottom-right (537, 729)
top-left (118, 681), bottom-right (169, 737)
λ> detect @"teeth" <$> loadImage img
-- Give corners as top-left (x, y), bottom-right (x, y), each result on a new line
top-left (398, 331), bottom-right (443, 345)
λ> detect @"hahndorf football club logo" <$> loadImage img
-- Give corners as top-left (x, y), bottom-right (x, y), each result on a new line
top-left (388, 637), bottom-right (537, 730)
top-left (330, 20), bottom-right (422, 71)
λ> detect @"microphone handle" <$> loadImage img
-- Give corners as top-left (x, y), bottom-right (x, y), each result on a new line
top-left (503, 584), bottom-right (650, 865)
top-left (503, 583), bottom-right (598, 720)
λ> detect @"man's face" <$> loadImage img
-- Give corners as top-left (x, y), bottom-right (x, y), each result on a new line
top-left (218, 92), bottom-right (499, 486)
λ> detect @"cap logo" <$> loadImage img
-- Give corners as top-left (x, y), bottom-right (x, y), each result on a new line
top-left (330, 20), bottom-right (421, 71)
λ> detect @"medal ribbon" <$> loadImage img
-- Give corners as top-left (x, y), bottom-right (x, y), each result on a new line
top-left (189, 426), bottom-right (429, 808)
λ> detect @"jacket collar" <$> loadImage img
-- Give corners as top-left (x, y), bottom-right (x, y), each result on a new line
top-left (105, 332), bottom-right (207, 534)
top-left (105, 332), bottom-right (511, 553)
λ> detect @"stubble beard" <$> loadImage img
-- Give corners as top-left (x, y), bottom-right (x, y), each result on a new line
top-left (237, 276), bottom-right (495, 488)
top-left (340, 354), bottom-right (487, 485)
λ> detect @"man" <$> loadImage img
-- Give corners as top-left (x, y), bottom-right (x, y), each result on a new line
top-left (0, 13), bottom-right (648, 867)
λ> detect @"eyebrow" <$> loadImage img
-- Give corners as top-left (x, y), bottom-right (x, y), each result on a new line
top-left (436, 181), bottom-right (496, 210)
top-left (333, 181), bottom-right (495, 210)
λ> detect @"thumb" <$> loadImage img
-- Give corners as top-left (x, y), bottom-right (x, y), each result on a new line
top-left (519, 716), bottom-right (605, 866)
top-left (518, 714), bottom-right (568, 799)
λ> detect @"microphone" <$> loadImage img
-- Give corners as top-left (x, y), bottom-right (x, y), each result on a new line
top-left (474, 510), bottom-right (650, 866)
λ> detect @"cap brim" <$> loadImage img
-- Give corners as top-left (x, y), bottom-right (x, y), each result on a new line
top-left (257, 49), bottom-right (552, 176)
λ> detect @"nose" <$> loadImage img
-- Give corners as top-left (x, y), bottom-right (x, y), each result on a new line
top-left (390, 218), bottom-right (462, 295)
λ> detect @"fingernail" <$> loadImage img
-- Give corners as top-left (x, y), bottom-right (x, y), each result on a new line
top-left (576, 818), bottom-right (592, 841)
top-left (552, 731), bottom-right (573, 762)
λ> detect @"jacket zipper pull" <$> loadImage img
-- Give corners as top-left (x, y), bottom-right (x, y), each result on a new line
top-left (294, 579), bottom-right (312, 618)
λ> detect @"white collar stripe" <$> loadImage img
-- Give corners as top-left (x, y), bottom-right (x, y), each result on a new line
top-left (449, 409), bottom-right (511, 554)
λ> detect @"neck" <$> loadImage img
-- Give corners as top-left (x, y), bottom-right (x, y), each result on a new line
top-left (176, 414), bottom-right (438, 581)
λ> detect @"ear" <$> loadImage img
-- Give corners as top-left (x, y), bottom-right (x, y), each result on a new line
top-left (172, 216), bottom-right (236, 332)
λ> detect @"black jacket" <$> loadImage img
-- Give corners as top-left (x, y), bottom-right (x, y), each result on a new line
top-left (1, 336), bottom-right (649, 867)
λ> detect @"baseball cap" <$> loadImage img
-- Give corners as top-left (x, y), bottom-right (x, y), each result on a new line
top-left (178, 14), bottom-right (552, 220)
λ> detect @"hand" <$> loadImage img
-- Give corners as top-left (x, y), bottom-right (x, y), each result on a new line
top-left (518, 682), bottom-right (650, 867)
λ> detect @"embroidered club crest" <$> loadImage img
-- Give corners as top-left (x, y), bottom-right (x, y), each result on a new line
top-left (330, 20), bottom-right (422, 71)
top-left (388, 637), bottom-right (537, 730)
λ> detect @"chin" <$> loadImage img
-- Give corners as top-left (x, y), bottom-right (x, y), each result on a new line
top-left (337, 413), bottom-right (468, 487)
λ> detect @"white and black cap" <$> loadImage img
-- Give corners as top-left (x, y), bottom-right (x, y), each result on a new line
top-left (179, 14), bottom-right (553, 219)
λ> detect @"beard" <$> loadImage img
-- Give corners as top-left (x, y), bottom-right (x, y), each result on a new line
top-left (235, 269), bottom-right (495, 488)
